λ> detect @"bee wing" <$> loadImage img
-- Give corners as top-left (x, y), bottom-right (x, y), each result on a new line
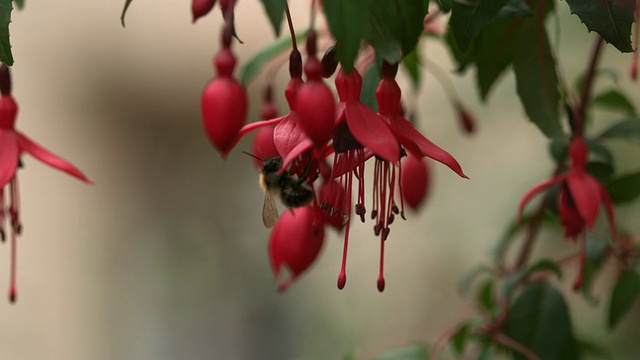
top-left (262, 191), bottom-right (279, 228)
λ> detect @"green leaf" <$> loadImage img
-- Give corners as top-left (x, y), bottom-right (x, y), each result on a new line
top-left (549, 137), bottom-right (569, 163)
top-left (434, 0), bottom-right (452, 12)
top-left (505, 282), bottom-right (576, 360)
top-left (574, 67), bottom-right (620, 93)
top-left (459, 265), bottom-right (494, 295)
top-left (586, 161), bottom-right (614, 183)
top-left (565, 0), bottom-right (635, 52)
top-left (365, 0), bottom-right (428, 64)
top-left (238, 31), bottom-right (306, 86)
top-left (445, 27), bottom-right (474, 72)
top-left (513, 19), bottom-right (561, 138)
top-left (575, 338), bottom-right (611, 359)
top-left (475, 345), bottom-right (496, 360)
top-left (449, 0), bottom-right (509, 52)
top-left (599, 117), bottom-right (640, 144)
top-left (498, 0), bottom-right (531, 18)
top-left (0, 0), bottom-right (13, 66)
top-left (592, 89), bottom-right (636, 115)
top-left (608, 268), bottom-right (640, 328)
top-left (585, 138), bottom-right (613, 164)
top-left (372, 343), bottom-right (430, 360)
top-left (606, 171), bottom-right (640, 204)
top-left (360, 63), bottom-right (381, 112)
top-left (402, 49), bottom-right (421, 91)
top-left (258, 0), bottom-right (287, 36)
top-left (502, 259), bottom-right (562, 298)
top-left (323, 0), bottom-right (369, 73)
top-left (121, 0), bottom-right (133, 27)
top-left (450, 324), bottom-right (470, 356)
top-left (477, 279), bottom-right (494, 311)
top-left (492, 211), bottom-right (558, 262)
top-left (13, 0), bottom-right (23, 10)
top-left (581, 231), bottom-right (611, 302)
top-left (474, 18), bottom-right (519, 100)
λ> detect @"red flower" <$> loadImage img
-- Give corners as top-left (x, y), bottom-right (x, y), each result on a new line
top-left (296, 32), bottom-right (336, 147)
top-left (201, 27), bottom-right (247, 156)
top-left (268, 205), bottom-right (325, 291)
top-left (401, 152), bottom-right (431, 211)
top-left (376, 63), bottom-right (467, 179)
top-left (0, 65), bottom-right (91, 302)
top-left (191, 0), bottom-right (216, 23)
top-left (518, 137), bottom-right (616, 239)
top-left (320, 67), bottom-right (403, 292)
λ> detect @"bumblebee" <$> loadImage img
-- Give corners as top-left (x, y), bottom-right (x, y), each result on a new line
top-left (258, 157), bottom-right (315, 228)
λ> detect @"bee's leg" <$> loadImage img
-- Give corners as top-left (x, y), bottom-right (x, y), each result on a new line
top-left (296, 155), bottom-right (313, 186)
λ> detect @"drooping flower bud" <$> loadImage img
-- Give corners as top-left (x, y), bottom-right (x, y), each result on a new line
top-left (401, 152), bottom-right (431, 211)
top-left (455, 103), bottom-right (476, 135)
top-left (192, 0), bottom-right (216, 23)
top-left (201, 47), bottom-right (248, 155)
top-left (269, 205), bottom-right (325, 291)
top-left (296, 31), bottom-right (336, 147)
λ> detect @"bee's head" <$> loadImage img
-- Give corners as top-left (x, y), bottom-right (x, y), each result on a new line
top-left (262, 157), bottom-right (283, 173)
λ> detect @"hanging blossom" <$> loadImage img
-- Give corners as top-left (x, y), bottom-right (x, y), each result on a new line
top-left (269, 205), bottom-right (325, 291)
top-left (517, 137), bottom-right (616, 240)
top-left (201, 16), bottom-right (248, 156)
top-left (0, 64), bottom-right (91, 303)
top-left (324, 66), bottom-right (400, 292)
top-left (517, 137), bottom-right (616, 290)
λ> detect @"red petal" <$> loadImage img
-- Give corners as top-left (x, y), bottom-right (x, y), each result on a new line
top-left (268, 206), bottom-right (324, 288)
top-left (558, 187), bottom-right (585, 239)
top-left (274, 112), bottom-right (314, 169)
top-left (566, 171), bottom-right (601, 228)
top-left (389, 115), bottom-right (467, 178)
top-left (17, 133), bottom-right (92, 183)
top-left (0, 130), bottom-right (18, 188)
top-left (345, 104), bottom-right (399, 162)
top-left (517, 175), bottom-right (566, 223)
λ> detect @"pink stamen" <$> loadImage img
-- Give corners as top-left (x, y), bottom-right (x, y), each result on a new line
top-left (397, 159), bottom-right (406, 220)
top-left (377, 235), bottom-right (385, 292)
top-left (0, 187), bottom-right (5, 242)
top-left (9, 175), bottom-right (19, 303)
top-left (337, 152), bottom-right (354, 290)
top-left (9, 228), bottom-right (16, 303)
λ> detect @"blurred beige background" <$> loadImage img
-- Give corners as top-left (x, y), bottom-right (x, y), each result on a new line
top-left (0, 1), bottom-right (638, 359)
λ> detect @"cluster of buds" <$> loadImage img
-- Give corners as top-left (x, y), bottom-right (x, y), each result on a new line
top-left (0, 64), bottom-right (91, 303)
top-left (201, 24), bottom-right (467, 291)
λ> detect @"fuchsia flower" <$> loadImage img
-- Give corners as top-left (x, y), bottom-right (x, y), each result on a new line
top-left (518, 137), bottom-right (616, 239)
top-left (376, 62), bottom-right (467, 179)
top-left (0, 64), bottom-right (91, 302)
top-left (296, 31), bottom-right (336, 148)
top-left (230, 49), bottom-right (318, 177)
top-left (325, 67), bottom-right (401, 292)
top-left (269, 205), bottom-right (325, 291)
top-left (401, 152), bottom-right (431, 211)
top-left (201, 23), bottom-right (248, 156)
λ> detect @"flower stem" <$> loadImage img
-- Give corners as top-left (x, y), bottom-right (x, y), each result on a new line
top-left (575, 36), bottom-right (604, 137)
top-left (284, 2), bottom-right (298, 51)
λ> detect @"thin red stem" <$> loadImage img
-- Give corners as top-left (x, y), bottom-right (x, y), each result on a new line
top-left (575, 37), bottom-right (604, 137)
top-left (284, 2), bottom-right (298, 51)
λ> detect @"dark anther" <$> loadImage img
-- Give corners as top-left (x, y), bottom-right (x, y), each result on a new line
top-left (289, 49), bottom-right (303, 78)
top-left (321, 46), bottom-right (338, 78)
